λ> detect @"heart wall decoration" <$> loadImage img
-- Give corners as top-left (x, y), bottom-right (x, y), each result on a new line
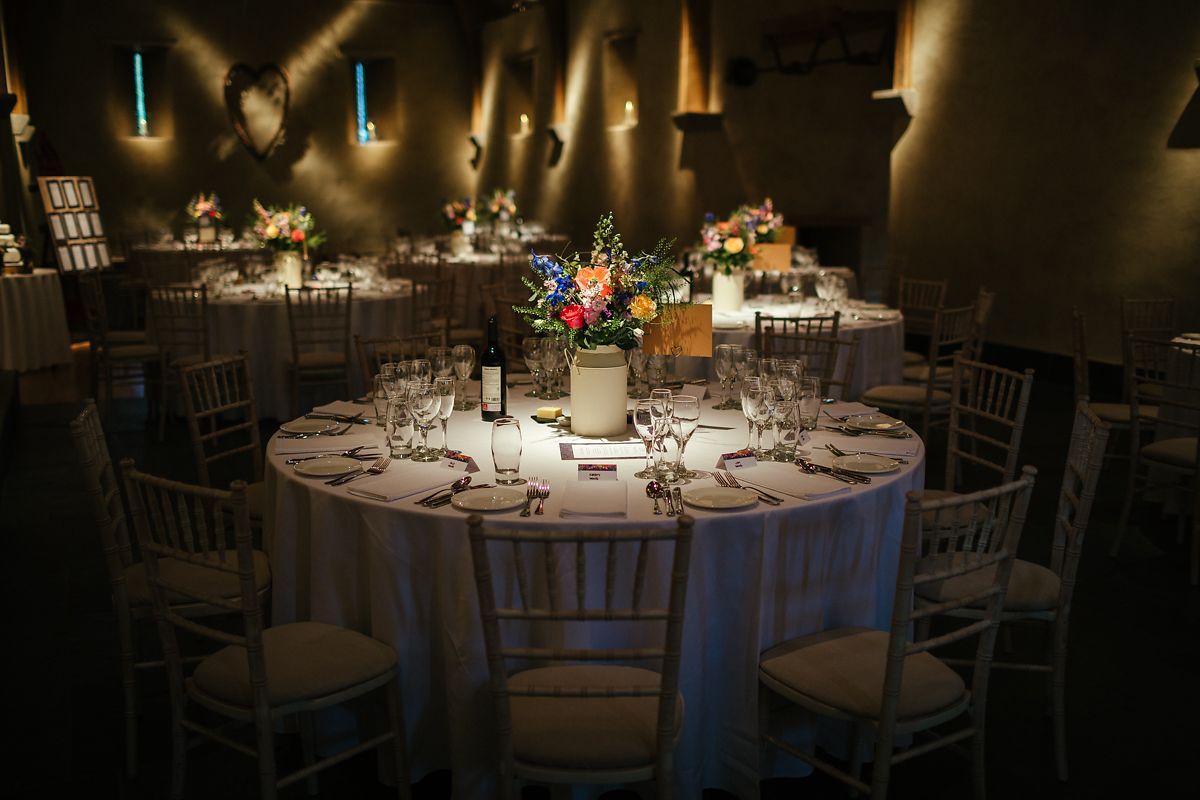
top-left (224, 63), bottom-right (290, 161)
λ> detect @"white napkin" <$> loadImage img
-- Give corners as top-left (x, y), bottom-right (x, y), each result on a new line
top-left (312, 400), bottom-right (371, 416)
top-left (823, 401), bottom-right (879, 418)
top-left (675, 383), bottom-right (709, 401)
top-left (825, 436), bottom-right (919, 458)
top-left (802, 486), bottom-right (853, 501)
top-left (346, 473), bottom-right (453, 503)
top-left (559, 482), bottom-right (628, 517)
top-left (271, 430), bottom-right (383, 455)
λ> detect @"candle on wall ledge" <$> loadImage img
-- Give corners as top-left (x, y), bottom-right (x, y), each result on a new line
top-left (624, 100), bottom-right (635, 126)
top-left (519, 113), bottom-right (530, 135)
top-left (366, 120), bottom-right (377, 142)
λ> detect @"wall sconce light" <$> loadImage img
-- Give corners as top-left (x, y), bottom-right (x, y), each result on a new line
top-left (624, 100), bottom-right (635, 126)
top-left (519, 113), bottom-right (531, 135)
top-left (468, 133), bottom-right (483, 170)
top-left (546, 125), bottom-right (563, 167)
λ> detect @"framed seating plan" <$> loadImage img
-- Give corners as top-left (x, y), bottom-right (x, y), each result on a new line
top-left (39, 176), bottom-right (112, 271)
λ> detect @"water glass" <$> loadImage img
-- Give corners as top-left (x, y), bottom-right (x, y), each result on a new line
top-left (633, 399), bottom-right (657, 480)
top-left (409, 358), bottom-right (433, 385)
top-left (773, 399), bottom-right (799, 462)
top-left (386, 398), bottom-right (413, 459)
top-left (491, 416), bottom-right (524, 485)
top-left (627, 347), bottom-right (647, 398)
top-left (452, 344), bottom-right (476, 410)
top-left (646, 354), bottom-right (669, 390)
top-left (714, 343), bottom-right (739, 409)
top-left (797, 377), bottom-right (821, 431)
top-left (372, 375), bottom-right (389, 426)
top-left (428, 347), bottom-right (455, 379)
top-left (741, 376), bottom-right (766, 452)
top-left (541, 339), bottom-right (567, 399)
top-left (654, 418), bottom-right (684, 484)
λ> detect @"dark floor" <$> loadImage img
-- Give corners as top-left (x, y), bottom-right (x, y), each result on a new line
top-left (2, 363), bottom-right (1197, 799)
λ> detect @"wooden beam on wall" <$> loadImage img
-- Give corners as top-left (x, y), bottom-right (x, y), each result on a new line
top-left (450, 0), bottom-right (484, 132)
top-left (678, 0), bottom-right (711, 113)
top-left (544, 0), bottom-right (566, 127)
top-left (893, 0), bottom-right (914, 90)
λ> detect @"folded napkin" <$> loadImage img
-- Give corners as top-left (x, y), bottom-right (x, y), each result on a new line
top-left (559, 482), bottom-right (628, 518)
top-left (346, 473), bottom-right (452, 503)
top-left (271, 430), bottom-right (382, 455)
top-left (824, 401), bottom-right (880, 418)
top-left (312, 400), bottom-right (371, 416)
top-left (802, 486), bottom-right (853, 501)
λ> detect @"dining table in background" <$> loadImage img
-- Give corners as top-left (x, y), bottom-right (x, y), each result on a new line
top-left (129, 242), bottom-right (269, 285)
top-left (263, 389), bottom-right (925, 798)
top-left (0, 268), bottom-right (72, 372)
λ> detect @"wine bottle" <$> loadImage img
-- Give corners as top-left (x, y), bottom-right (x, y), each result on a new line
top-left (480, 315), bottom-right (507, 421)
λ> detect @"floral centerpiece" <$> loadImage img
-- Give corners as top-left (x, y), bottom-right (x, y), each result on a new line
top-left (699, 211), bottom-right (758, 276)
top-left (185, 192), bottom-right (223, 223)
top-left (441, 197), bottom-right (477, 231)
top-left (738, 197), bottom-right (783, 243)
top-left (250, 199), bottom-right (325, 253)
top-left (481, 188), bottom-right (518, 222)
top-left (517, 212), bottom-right (676, 351)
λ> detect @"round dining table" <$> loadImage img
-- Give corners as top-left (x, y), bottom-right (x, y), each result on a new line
top-left (0, 268), bottom-right (72, 372)
top-left (263, 388), bottom-right (925, 797)
top-left (208, 283), bottom-right (413, 420)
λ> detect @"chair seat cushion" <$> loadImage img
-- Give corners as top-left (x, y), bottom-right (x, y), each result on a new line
top-left (508, 665), bottom-right (682, 770)
top-left (1140, 436), bottom-right (1198, 469)
top-left (902, 364), bottom-right (954, 383)
top-left (760, 628), bottom-right (965, 721)
top-left (107, 344), bottom-right (162, 361)
top-left (292, 351), bottom-right (346, 369)
top-left (861, 384), bottom-right (951, 406)
top-left (192, 621), bottom-right (396, 708)
top-left (124, 549), bottom-right (271, 607)
top-left (918, 488), bottom-right (990, 528)
top-left (902, 350), bottom-right (927, 366)
top-left (918, 554), bottom-right (1060, 612)
top-left (1088, 402), bottom-right (1158, 425)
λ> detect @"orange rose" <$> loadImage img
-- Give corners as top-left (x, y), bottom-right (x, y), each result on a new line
top-left (574, 266), bottom-right (612, 298)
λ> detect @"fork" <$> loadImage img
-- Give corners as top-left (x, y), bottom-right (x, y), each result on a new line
top-left (825, 442), bottom-right (909, 465)
top-left (534, 480), bottom-right (550, 515)
top-left (328, 456), bottom-right (390, 485)
top-left (721, 471), bottom-right (784, 504)
top-left (520, 478), bottom-right (540, 517)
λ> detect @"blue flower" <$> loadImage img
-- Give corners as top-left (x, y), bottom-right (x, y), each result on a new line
top-left (635, 280), bottom-right (648, 291)
top-left (704, 212), bottom-right (715, 223)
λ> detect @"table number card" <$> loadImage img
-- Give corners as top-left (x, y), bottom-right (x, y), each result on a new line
top-left (559, 442), bottom-right (647, 460)
top-left (440, 451), bottom-right (480, 473)
top-left (718, 448), bottom-right (758, 470)
top-left (641, 304), bottom-right (713, 357)
top-left (577, 463), bottom-right (618, 481)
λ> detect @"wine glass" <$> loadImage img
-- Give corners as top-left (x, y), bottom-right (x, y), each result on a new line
top-left (646, 354), bottom-right (669, 390)
top-left (757, 381), bottom-right (777, 460)
top-left (732, 346), bottom-right (756, 395)
top-left (372, 375), bottom-right (389, 426)
top-left (714, 344), bottom-right (738, 409)
top-left (741, 376), bottom-right (765, 452)
top-left (671, 395), bottom-right (702, 479)
top-left (452, 344), bottom-right (476, 410)
top-left (434, 376), bottom-right (455, 456)
top-left (759, 357), bottom-right (780, 383)
top-left (407, 382), bottom-right (441, 462)
top-left (772, 399), bottom-right (799, 462)
top-left (633, 399), bottom-right (658, 480)
top-left (410, 358), bottom-right (433, 385)
top-left (428, 347), bottom-right (455, 380)
top-left (522, 337), bottom-right (545, 398)
top-left (541, 339), bottom-right (567, 400)
top-left (627, 347), bottom-right (647, 398)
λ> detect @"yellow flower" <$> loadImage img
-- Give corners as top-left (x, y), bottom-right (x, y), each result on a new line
top-left (724, 236), bottom-right (745, 254)
top-left (630, 294), bottom-right (657, 321)
top-left (264, 224), bottom-right (279, 239)
top-left (756, 224), bottom-right (769, 235)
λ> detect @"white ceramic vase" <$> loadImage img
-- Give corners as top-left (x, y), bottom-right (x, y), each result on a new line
top-left (275, 250), bottom-right (304, 288)
top-left (712, 268), bottom-right (745, 313)
top-left (568, 345), bottom-right (629, 438)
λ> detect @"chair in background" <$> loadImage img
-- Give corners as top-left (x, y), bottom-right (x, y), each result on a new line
top-left (759, 467), bottom-right (1037, 800)
top-left (354, 331), bottom-right (448, 387)
top-left (179, 355), bottom-right (266, 524)
top-left (901, 288), bottom-right (992, 387)
top-left (761, 330), bottom-right (860, 401)
top-left (129, 247), bottom-right (196, 286)
top-left (753, 311), bottom-right (840, 354)
top-left (1112, 336), bottom-right (1200, 580)
top-left (896, 275), bottom-right (946, 365)
top-left (1120, 297), bottom-right (1177, 404)
top-left (1071, 308), bottom-right (1157, 454)
top-left (967, 287), bottom-right (996, 363)
top-left (70, 401), bottom-right (271, 779)
top-left (122, 463), bottom-right (408, 800)
top-left (78, 270), bottom-right (165, 423)
top-left (284, 286), bottom-right (352, 417)
top-left (147, 284), bottom-right (225, 439)
top-left (467, 514), bottom-right (695, 800)
top-left (916, 403), bottom-right (1109, 782)
top-left (862, 304), bottom-right (977, 435)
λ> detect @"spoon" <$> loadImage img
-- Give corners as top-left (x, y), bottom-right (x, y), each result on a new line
top-left (797, 459), bottom-right (856, 483)
top-left (417, 475), bottom-right (472, 506)
top-left (646, 481), bottom-right (664, 515)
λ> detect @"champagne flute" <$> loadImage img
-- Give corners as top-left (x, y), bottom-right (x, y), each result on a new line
top-left (452, 344), bottom-right (476, 410)
top-left (627, 346), bottom-right (647, 398)
top-left (434, 376), bottom-right (455, 456)
top-left (372, 375), bottom-right (389, 426)
top-left (522, 337), bottom-right (544, 398)
top-left (407, 382), bottom-right (440, 462)
top-left (714, 344), bottom-right (737, 409)
top-left (633, 399), bottom-right (657, 480)
top-left (670, 395), bottom-right (702, 479)
top-left (741, 376), bottom-right (765, 452)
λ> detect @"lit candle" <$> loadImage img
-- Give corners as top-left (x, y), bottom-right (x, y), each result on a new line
top-left (519, 113), bottom-right (530, 134)
top-left (624, 100), bottom-right (634, 126)
top-left (366, 120), bottom-right (376, 141)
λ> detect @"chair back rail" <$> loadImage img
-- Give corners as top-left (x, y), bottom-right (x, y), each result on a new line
top-left (1120, 297), bottom-right (1176, 340)
top-left (179, 354), bottom-right (263, 486)
top-left (945, 355), bottom-right (1035, 489)
top-left (284, 286), bottom-right (353, 362)
top-left (1071, 307), bottom-right (1090, 400)
top-left (148, 284), bottom-right (211, 363)
top-left (897, 276), bottom-right (947, 334)
top-left (70, 400), bottom-right (136, 578)
top-left (761, 331), bottom-right (860, 400)
top-left (1051, 403), bottom-right (1111, 589)
top-left (355, 332), bottom-right (448, 387)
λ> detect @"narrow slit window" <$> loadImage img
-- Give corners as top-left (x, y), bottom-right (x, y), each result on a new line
top-left (354, 61), bottom-right (369, 143)
top-left (133, 51), bottom-right (149, 136)
top-left (348, 58), bottom-right (394, 144)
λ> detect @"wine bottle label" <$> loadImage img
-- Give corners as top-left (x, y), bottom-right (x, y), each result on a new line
top-left (481, 366), bottom-right (503, 411)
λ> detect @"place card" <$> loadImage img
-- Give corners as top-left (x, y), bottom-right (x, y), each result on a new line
top-left (718, 448), bottom-right (758, 470)
top-left (578, 463), bottom-right (618, 481)
top-left (641, 304), bottom-right (713, 357)
top-left (559, 442), bottom-right (647, 460)
top-left (439, 451), bottom-right (480, 473)
top-left (796, 430), bottom-right (811, 447)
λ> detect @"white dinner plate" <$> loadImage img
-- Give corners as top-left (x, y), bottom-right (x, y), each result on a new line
top-left (832, 453), bottom-right (900, 474)
top-left (845, 414), bottom-right (905, 431)
top-left (279, 418), bottom-right (338, 435)
top-left (451, 487), bottom-right (528, 512)
top-left (1179, 332), bottom-right (1200, 341)
top-left (293, 456), bottom-right (361, 478)
top-left (682, 487), bottom-right (758, 510)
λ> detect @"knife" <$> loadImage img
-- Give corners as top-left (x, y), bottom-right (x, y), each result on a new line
top-left (697, 424), bottom-right (735, 430)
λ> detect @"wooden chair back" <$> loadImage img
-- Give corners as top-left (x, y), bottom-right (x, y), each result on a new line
top-left (897, 275), bottom-right (946, 334)
top-left (945, 355), bottom-right (1035, 490)
top-left (148, 284), bottom-right (211, 363)
top-left (1070, 307), bottom-right (1089, 400)
top-left (967, 287), bottom-right (996, 362)
top-left (77, 270), bottom-right (113, 350)
top-left (284, 286), bottom-right (352, 363)
top-left (1120, 297), bottom-right (1176, 341)
top-left (130, 248), bottom-right (195, 285)
top-left (179, 355), bottom-right (262, 487)
top-left (925, 304), bottom-right (977, 371)
top-left (70, 400), bottom-right (136, 581)
top-left (761, 331), bottom-right (860, 400)
top-left (754, 311), bottom-right (840, 353)
top-left (1126, 335), bottom-right (1200, 441)
top-left (467, 514), bottom-right (694, 792)
top-left (354, 332), bottom-right (448, 387)
top-left (1050, 403), bottom-right (1110, 592)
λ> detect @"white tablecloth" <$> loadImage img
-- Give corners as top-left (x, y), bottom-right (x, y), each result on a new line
top-left (0, 269), bottom-right (71, 371)
top-left (209, 289), bottom-right (412, 420)
top-left (264, 390), bottom-right (925, 797)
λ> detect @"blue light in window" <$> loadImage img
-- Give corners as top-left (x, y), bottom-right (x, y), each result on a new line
top-left (133, 51), bottom-right (148, 136)
top-left (355, 61), bottom-right (368, 144)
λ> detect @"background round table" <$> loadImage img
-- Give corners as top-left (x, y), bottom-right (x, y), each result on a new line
top-left (0, 268), bottom-right (71, 372)
top-left (264, 390), bottom-right (925, 797)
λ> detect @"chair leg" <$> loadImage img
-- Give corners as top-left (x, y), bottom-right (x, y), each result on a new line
top-left (386, 681), bottom-right (413, 800)
top-left (1190, 513), bottom-right (1199, 586)
top-left (971, 726), bottom-right (987, 800)
top-left (299, 712), bottom-right (319, 796)
top-left (848, 722), bottom-right (865, 798)
top-left (256, 714), bottom-right (277, 800)
top-left (116, 609), bottom-right (139, 778)
top-left (1111, 450), bottom-right (1140, 557)
top-left (1051, 627), bottom-right (1069, 782)
top-left (157, 361), bottom-right (169, 442)
top-left (169, 699), bottom-right (187, 800)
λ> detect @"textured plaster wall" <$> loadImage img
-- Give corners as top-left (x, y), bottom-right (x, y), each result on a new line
top-left (891, 0), bottom-right (1200, 362)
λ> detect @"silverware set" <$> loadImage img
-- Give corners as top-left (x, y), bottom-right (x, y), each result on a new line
top-left (520, 478), bottom-right (550, 517)
top-left (286, 445), bottom-right (380, 464)
top-left (714, 471), bottom-right (783, 504)
top-left (305, 412), bottom-right (371, 425)
top-left (416, 476), bottom-right (497, 508)
top-left (796, 458), bottom-right (871, 484)
top-left (825, 442), bottom-right (909, 465)
top-left (326, 456), bottom-right (391, 486)
top-left (280, 423), bottom-right (353, 439)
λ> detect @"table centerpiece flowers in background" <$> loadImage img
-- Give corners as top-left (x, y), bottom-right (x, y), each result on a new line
top-left (186, 192), bottom-right (223, 244)
top-left (442, 196), bottom-right (477, 235)
top-left (481, 188), bottom-right (518, 224)
top-left (517, 212), bottom-right (676, 437)
top-left (739, 197), bottom-right (790, 272)
top-left (250, 199), bottom-right (325, 287)
top-left (700, 210), bottom-right (757, 312)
